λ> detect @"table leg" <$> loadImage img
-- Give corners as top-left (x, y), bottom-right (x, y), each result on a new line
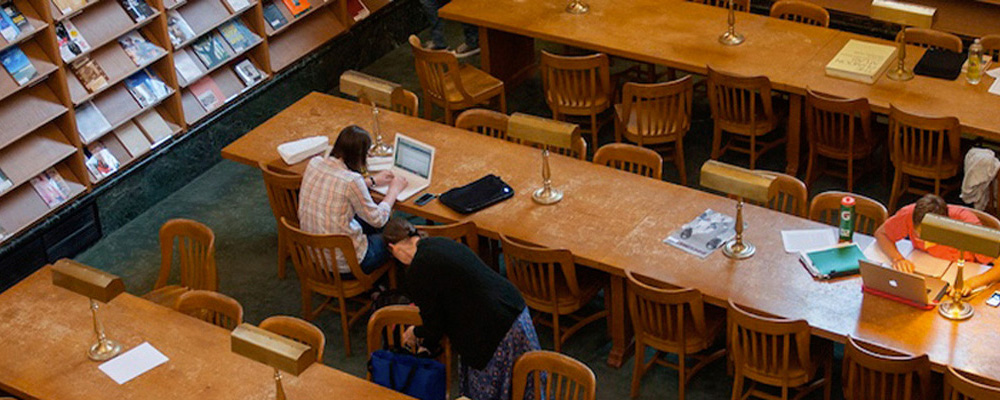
top-left (606, 274), bottom-right (634, 368)
top-left (785, 93), bottom-right (803, 176)
top-left (479, 26), bottom-right (536, 88)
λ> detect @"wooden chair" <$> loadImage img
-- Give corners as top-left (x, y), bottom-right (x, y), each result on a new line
top-left (260, 315), bottom-right (326, 363)
top-left (809, 191), bottom-right (889, 236)
top-left (804, 89), bottom-right (877, 192)
top-left (897, 28), bottom-right (963, 53)
top-left (366, 305), bottom-right (452, 397)
top-left (408, 35), bottom-right (506, 125)
top-left (728, 300), bottom-right (833, 400)
top-left (540, 51), bottom-right (613, 149)
top-left (982, 34), bottom-right (1000, 62)
top-left (455, 108), bottom-right (509, 141)
top-left (175, 290), bottom-right (243, 331)
top-left (689, 0), bottom-right (749, 12)
top-left (280, 217), bottom-right (395, 356)
top-left (143, 219), bottom-right (217, 308)
top-left (887, 105), bottom-right (962, 212)
top-left (842, 336), bottom-right (931, 400)
top-left (259, 162), bottom-right (302, 279)
top-left (499, 234), bottom-right (608, 353)
top-left (945, 366), bottom-right (1000, 399)
top-left (359, 87), bottom-right (420, 118)
top-left (626, 271), bottom-right (726, 400)
top-left (958, 206), bottom-right (1000, 230)
top-left (706, 66), bottom-right (787, 170)
top-left (593, 143), bottom-right (663, 180)
top-left (509, 116), bottom-right (588, 160)
top-left (770, 0), bottom-right (830, 27)
top-left (614, 77), bottom-right (692, 184)
top-left (744, 171), bottom-right (808, 217)
top-left (512, 350), bottom-right (597, 400)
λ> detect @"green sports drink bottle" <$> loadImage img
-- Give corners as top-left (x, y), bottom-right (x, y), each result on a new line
top-left (839, 196), bottom-right (856, 243)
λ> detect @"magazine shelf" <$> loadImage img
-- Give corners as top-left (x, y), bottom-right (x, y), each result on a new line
top-left (0, 41), bottom-right (59, 102)
top-left (0, 161), bottom-right (86, 239)
top-left (268, 5), bottom-right (343, 71)
top-left (262, 0), bottom-right (330, 37)
top-left (50, 0), bottom-right (100, 21)
top-left (0, 0), bottom-right (47, 52)
top-left (0, 83), bottom-right (67, 149)
top-left (0, 123), bottom-right (76, 194)
top-left (172, 0), bottom-right (255, 50)
top-left (62, 1), bottom-right (160, 65)
top-left (163, 0), bottom-right (184, 9)
top-left (176, 31), bottom-right (262, 87)
top-left (67, 37), bottom-right (169, 105)
top-left (180, 53), bottom-right (265, 124)
top-left (80, 84), bottom-right (176, 144)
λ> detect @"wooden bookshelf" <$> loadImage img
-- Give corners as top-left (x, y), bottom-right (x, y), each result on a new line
top-left (0, 161), bottom-right (86, 238)
top-left (0, 0), bottom-right (48, 52)
top-left (0, 123), bottom-right (76, 194)
top-left (50, 0), bottom-right (100, 21)
top-left (0, 41), bottom-right (60, 102)
top-left (66, 29), bottom-right (169, 105)
top-left (63, 0), bottom-right (161, 65)
top-left (80, 83), bottom-right (176, 144)
top-left (180, 53), bottom-right (266, 124)
top-left (359, 0), bottom-right (387, 15)
top-left (173, 0), bottom-right (256, 49)
top-left (0, 83), bottom-right (68, 149)
top-left (267, 5), bottom-right (344, 71)
top-left (262, 0), bottom-right (331, 37)
top-left (176, 20), bottom-right (263, 87)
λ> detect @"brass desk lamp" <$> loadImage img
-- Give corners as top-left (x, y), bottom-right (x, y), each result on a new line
top-left (232, 323), bottom-right (316, 400)
top-left (699, 160), bottom-right (775, 259)
top-left (718, 0), bottom-right (744, 46)
top-left (919, 214), bottom-right (1000, 321)
top-left (51, 259), bottom-right (126, 361)
top-left (870, 0), bottom-right (936, 81)
top-left (508, 113), bottom-right (581, 205)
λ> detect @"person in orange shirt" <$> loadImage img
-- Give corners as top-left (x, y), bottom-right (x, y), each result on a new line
top-left (874, 194), bottom-right (993, 273)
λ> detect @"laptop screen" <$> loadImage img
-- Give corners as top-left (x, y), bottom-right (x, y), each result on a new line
top-left (394, 136), bottom-right (433, 179)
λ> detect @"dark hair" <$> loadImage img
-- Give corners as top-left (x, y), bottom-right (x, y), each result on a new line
top-left (913, 194), bottom-right (948, 227)
top-left (330, 125), bottom-right (371, 173)
top-left (383, 217), bottom-right (426, 244)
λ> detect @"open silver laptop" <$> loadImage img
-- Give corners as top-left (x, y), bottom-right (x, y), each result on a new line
top-left (371, 133), bottom-right (435, 201)
top-left (859, 259), bottom-right (949, 307)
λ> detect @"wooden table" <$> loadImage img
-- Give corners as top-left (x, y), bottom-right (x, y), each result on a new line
top-left (438, 0), bottom-right (1000, 176)
top-left (221, 93), bottom-right (1000, 382)
top-left (0, 265), bottom-right (413, 400)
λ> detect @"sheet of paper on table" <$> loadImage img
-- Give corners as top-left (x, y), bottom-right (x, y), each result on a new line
top-left (98, 342), bottom-right (168, 385)
top-left (987, 67), bottom-right (1000, 78)
top-left (861, 239), bottom-right (982, 279)
top-left (990, 77), bottom-right (1000, 96)
top-left (780, 228), bottom-right (874, 254)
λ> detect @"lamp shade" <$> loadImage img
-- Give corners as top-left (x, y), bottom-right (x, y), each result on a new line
top-left (919, 214), bottom-right (1000, 258)
top-left (699, 160), bottom-right (775, 203)
top-left (231, 323), bottom-right (316, 376)
top-left (508, 113), bottom-right (581, 149)
top-left (51, 259), bottom-right (125, 303)
top-left (339, 70), bottom-right (400, 108)
top-left (870, 0), bottom-right (934, 28)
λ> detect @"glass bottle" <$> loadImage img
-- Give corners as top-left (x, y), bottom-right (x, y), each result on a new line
top-left (968, 38), bottom-right (984, 85)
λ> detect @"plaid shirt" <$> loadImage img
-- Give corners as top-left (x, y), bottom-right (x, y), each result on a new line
top-left (298, 156), bottom-right (391, 273)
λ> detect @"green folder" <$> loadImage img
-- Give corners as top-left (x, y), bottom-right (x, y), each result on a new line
top-left (799, 243), bottom-right (866, 280)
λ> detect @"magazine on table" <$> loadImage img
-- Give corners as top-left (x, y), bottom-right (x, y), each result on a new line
top-left (166, 11), bottom-right (195, 47)
top-left (56, 20), bottom-right (90, 62)
top-left (124, 68), bottom-right (170, 107)
top-left (30, 167), bottom-right (71, 208)
top-left (118, 30), bottom-right (166, 66)
top-left (663, 209), bottom-right (741, 258)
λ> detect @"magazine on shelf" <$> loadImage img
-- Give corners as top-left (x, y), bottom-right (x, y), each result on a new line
top-left (191, 32), bottom-right (233, 69)
top-left (69, 56), bottom-right (108, 93)
top-left (233, 59), bottom-right (262, 86)
top-left (0, 4), bottom-right (18, 41)
top-left (218, 19), bottom-right (256, 53)
top-left (2, 1), bottom-right (31, 32)
top-left (663, 209), bottom-right (741, 258)
top-left (124, 68), bottom-right (170, 107)
top-left (114, 120), bottom-right (151, 157)
top-left (166, 11), bottom-right (195, 47)
top-left (190, 76), bottom-right (223, 111)
top-left (30, 167), bottom-right (71, 208)
top-left (262, 2), bottom-right (287, 30)
top-left (75, 101), bottom-right (111, 142)
top-left (0, 45), bottom-right (36, 85)
top-left (222, 0), bottom-right (250, 13)
top-left (134, 109), bottom-right (172, 146)
top-left (85, 145), bottom-right (121, 180)
top-left (118, 0), bottom-right (155, 22)
top-left (118, 30), bottom-right (166, 66)
top-left (173, 48), bottom-right (202, 83)
top-left (0, 167), bottom-right (12, 192)
top-left (56, 21), bottom-right (90, 62)
top-left (346, 0), bottom-right (368, 21)
top-left (51, 0), bottom-right (87, 15)
top-left (281, 0), bottom-right (309, 17)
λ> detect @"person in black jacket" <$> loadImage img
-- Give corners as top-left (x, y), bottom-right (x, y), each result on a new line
top-left (383, 217), bottom-right (539, 400)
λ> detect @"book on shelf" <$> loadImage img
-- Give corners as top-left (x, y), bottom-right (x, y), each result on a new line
top-left (346, 0), bottom-right (369, 21)
top-left (218, 19), bottom-right (257, 53)
top-left (173, 48), bottom-right (202, 83)
top-left (222, 0), bottom-right (250, 13)
top-left (124, 68), bottom-right (170, 107)
top-left (75, 101), bottom-right (111, 142)
top-left (56, 21), bottom-right (90, 62)
top-left (281, 0), bottom-right (309, 17)
top-left (85, 144), bottom-right (121, 180)
top-left (825, 39), bottom-right (897, 84)
top-left (233, 59), bottom-right (262, 86)
top-left (118, 30), bottom-right (166, 66)
top-left (2, 1), bottom-right (30, 32)
top-left (29, 167), bottom-right (71, 208)
top-left (0, 167), bottom-right (11, 192)
top-left (190, 76), bottom-right (223, 111)
top-left (69, 56), bottom-right (108, 93)
top-left (134, 109), bottom-right (172, 146)
top-left (51, 0), bottom-right (87, 15)
top-left (114, 120), bottom-right (151, 157)
top-left (262, 2), bottom-right (288, 30)
top-left (0, 3), bottom-right (18, 41)
top-left (118, 0), bottom-right (155, 22)
top-left (0, 45), bottom-right (36, 85)
top-left (166, 11), bottom-right (195, 47)
top-left (191, 32), bottom-right (233, 70)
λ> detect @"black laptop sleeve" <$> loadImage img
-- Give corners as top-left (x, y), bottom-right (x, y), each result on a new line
top-left (438, 174), bottom-right (514, 214)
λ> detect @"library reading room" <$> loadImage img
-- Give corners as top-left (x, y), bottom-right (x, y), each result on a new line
top-left (4, 0), bottom-right (1000, 398)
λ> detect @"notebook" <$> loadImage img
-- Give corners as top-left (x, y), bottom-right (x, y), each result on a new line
top-left (799, 242), bottom-right (866, 279)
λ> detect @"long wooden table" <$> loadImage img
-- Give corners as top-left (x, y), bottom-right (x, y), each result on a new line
top-left (439, 0), bottom-right (1000, 175)
top-left (222, 93), bottom-right (1000, 381)
top-left (0, 265), bottom-right (413, 400)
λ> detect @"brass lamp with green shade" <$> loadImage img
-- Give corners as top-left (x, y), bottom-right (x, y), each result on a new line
top-left (870, 0), bottom-right (936, 81)
top-left (699, 160), bottom-right (775, 259)
top-left (232, 323), bottom-right (316, 400)
top-left (919, 214), bottom-right (1000, 321)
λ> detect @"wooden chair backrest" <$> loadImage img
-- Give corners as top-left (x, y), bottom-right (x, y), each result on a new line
top-left (176, 290), bottom-right (243, 331)
top-left (741, 171), bottom-right (808, 217)
top-left (408, 35), bottom-right (468, 105)
top-left (500, 234), bottom-right (581, 309)
top-left (517, 135), bottom-right (588, 160)
top-left (689, 0), bottom-right (749, 12)
top-left (366, 304), bottom-right (423, 355)
top-left (418, 221), bottom-right (479, 253)
top-left (259, 162), bottom-right (301, 227)
top-left (455, 108), bottom-right (510, 140)
top-left (626, 271), bottom-right (708, 351)
top-left (842, 336), bottom-right (931, 400)
top-left (805, 89), bottom-right (873, 159)
top-left (888, 105), bottom-right (961, 173)
top-left (982, 35), bottom-right (1000, 62)
top-left (280, 217), bottom-right (376, 289)
top-left (897, 28), bottom-right (963, 52)
top-left (155, 218), bottom-right (217, 291)
top-left (512, 351), bottom-right (597, 400)
top-left (360, 88), bottom-right (420, 118)
top-left (593, 143), bottom-right (663, 180)
top-left (770, 0), bottom-right (830, 27)
top-left (809, 191), bottom-right (888, 236)
top-left (618, 77), bottom-right (693, 145)
top-left (706, 66), bottom-right (776, 130)
top-left (945, 366), bottom-right (1000, 400)
top-left (728, 300), bottom-right (813, 380)
top-left (261, 315), bottom-right (326, 363)
top-left (958, 206), bottom-right (1000, 230)
top-left (539, 51), bottom-right (611, 113)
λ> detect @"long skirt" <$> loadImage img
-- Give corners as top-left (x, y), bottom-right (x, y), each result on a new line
top-left (459, 307), bottom-right (540, 400)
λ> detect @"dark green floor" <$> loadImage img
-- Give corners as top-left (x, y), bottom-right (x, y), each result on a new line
top-left (74, 23), bottom-right (955, 400)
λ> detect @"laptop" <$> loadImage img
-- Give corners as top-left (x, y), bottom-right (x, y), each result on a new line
top-left (371, 133), bottom-right (435, 201)
top-left (859, 259), bottom-right (949, 309)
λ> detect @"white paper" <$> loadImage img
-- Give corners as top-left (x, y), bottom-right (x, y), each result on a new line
top-left (861, 239), bottom-right (965, 278)
top-left (781, 228), bottom-right (876, 254)
top-left (367, 155), bottom-right (393, 171)
top-left (989, 78), bottom-right (1000, 96)
top-left (98, 342), bottom-right (168, 385)
top-left (863, 238), bottom-right (914, 265)
top-left (987, 67), bottom-right (1000, 78)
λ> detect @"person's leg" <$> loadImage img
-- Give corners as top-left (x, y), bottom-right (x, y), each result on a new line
top-left (420, 0), bottom-right (447, 49)
top-left (455, 24), bottom-right (480, 58)
top-left (359, 234), bottom-right (390, 274)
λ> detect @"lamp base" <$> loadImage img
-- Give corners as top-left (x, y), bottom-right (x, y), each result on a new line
top-left (368, 143), bottom-right (393, 157)
top-left (88, 338), bottom-right (123, 361)
top-left (532, 187), bottom-right (563, 205)
top-left (938, 300), bottom-right (974, 320)
top-left (722, 240), bottom-right (755, 259)
top-left (565, 0), bottom-right (588, 14)
top-left (718, 31), bottom-right (745, 46)
top-left (885, 67), bottom-right (914, 81)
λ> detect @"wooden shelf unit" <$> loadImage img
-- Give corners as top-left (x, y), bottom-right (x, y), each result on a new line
top-left (0, 0), bottom-right (48, 52)
top-left (175, 14), bottom-right (264, 87)
top-left (62, 0), bottom-right (161, 65)
top-left (172, 0), bottom-right (256, 49)
top-left (0, 40), bottom-right (60, 103)
top-left (180, 52), bottom-right (267, 124)
top-left (65, 25), bottom-right (169, 105)
top-left (267, 5), bottom-right (344, 71)
top-left (0, 161), bottom-right (87, 239)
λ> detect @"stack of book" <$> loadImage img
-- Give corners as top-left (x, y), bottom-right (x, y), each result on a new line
top-left (825, 39), bottom-right (897, 84)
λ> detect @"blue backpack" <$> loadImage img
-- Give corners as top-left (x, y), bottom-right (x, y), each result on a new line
top-left (369, 349), bottom-right (446, 400)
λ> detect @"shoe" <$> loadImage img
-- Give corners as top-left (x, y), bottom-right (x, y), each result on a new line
top-left (454, 43), bottom-right (480, 58)
top-left (423, 40), bottom-right (448, 51)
